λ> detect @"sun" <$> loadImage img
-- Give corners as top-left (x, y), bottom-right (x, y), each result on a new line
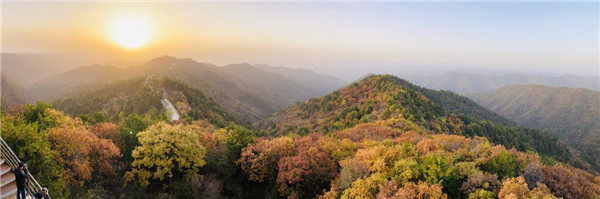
top-left (110, 17), bottom-right (151, 49)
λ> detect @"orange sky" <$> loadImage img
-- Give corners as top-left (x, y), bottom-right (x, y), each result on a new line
top-left (2, 2), bottom-right (599, 77)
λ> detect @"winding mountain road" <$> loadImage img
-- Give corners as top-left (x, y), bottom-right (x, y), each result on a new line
top-left (161, 98), bottom-right (180, 121)
top-left (145, 74), bottom-right (181, 121)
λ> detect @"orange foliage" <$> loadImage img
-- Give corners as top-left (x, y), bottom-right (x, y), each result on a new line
top-left (48, 126), bottom-right (121, 187)
top-left (377, 180), bottom-right (447, 199)
top-left (417, 138), bottom-right (441, 155)
top-left (542, 164), bottom-right (600, 199)
top-left (237, 137), bottom-right (295, 183)
top-left (90, 122), bottom-right (124, 149)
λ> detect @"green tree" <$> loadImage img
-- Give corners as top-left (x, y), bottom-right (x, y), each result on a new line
top-left (468, 189), bottom-right (495, 199)
top-left (420, 154), bottom-right (453, 185)
top-left (92, 111), bottom-right (107, 124)
top-left (481, 150), bottom-right (521, 179)
top-left (224, 124), bottom-right (258, 156)
top-left (119, 114), bottom-right (152, 162)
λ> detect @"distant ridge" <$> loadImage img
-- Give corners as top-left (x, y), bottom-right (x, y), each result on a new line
top-left (1, 53), bottom-right (85, 87)
top-left (397, 72), bottom-right (600, 94)
top-left (253, 64), bottom-right (347, 96)
top-left (30, 56), bottom-right (348, 122)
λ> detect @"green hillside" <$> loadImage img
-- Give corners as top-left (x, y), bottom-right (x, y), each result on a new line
top-left (53, 77), bottom-right (242, 127)
top-left (1, 73), bottom-right (30, 108)
top-left (388, 76), bottom-right (516, 126)
top-left (260, 75), bottom-right (587, 169)
top-left (471, 84), bottom-right (600, 170)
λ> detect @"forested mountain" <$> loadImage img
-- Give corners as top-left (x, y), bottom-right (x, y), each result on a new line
top-left (260, 75), bottom-right (589, 170)
top-left (27, 56), bottom-right (346, 122)
top-left (2, 75), bottom-right (599, 199)
top-left (53, 77), bottom-right (242, 127)
top-left (1, 73), bottom-right (30, 108)
top-left (133, 56), bottom-right (280, 122)
top-left (470, 84), bottom-right (600, 171)
top-left (397, 72), bottom-right (600, 94)
top-left (254, 64), bottom-right (347, 96)
top-left (385, 76), bottom-right (516, 126)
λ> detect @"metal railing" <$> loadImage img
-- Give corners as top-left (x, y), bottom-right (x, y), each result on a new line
top-left (0, 137), bottom-right (46, 198)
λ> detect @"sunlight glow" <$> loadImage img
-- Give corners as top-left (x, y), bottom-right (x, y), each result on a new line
top-left (110, 17), bottom-right (151, 49)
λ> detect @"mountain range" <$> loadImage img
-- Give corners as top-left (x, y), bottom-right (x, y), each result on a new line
top-left (470, 84), bottom-right (600, 170)
top-left (397, 72), bottom-right (600, 94)
top-left (19, 56), bottom-right (346, 122)
top-left (3, 60), bottom-right (599, 198)
top-left (3, 55), bottom-right (597, 171)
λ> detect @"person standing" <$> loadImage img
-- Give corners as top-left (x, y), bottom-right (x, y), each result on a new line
top-left (14, 162), bottom-right (29, 199)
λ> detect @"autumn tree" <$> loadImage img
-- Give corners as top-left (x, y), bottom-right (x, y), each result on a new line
top-left (498, 177), bottom-right (530, 199)
top-left (338, 158), bottom-right (370, 190)
top-left (48, 126), bottom-right (121, 189)
top-left (276, 136), bottom-right (338, 198)
top-left (522, 161), bottom-right (544, 189)
top-left (460, 173), bottom-right (501, 196)
top-left (468, 189), bottom-right (495, 199)
top-left (377, 180), bottom-right (447, 199)
top-left (238, 137), bottom-right (295, 183)
top-left (342, 173), bottom-right (387, 199)
top-left (90, 122), bottom-right (125, 150)
top-left (542, 164), bottom-right (600, 199)
top-left (498, 176), bottom-right (557, 199)
top-left (125, 122), bottom-right (207, 192)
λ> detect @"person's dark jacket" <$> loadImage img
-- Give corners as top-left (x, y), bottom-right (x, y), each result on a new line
top-left (14, 168), bottom-right (28, 189)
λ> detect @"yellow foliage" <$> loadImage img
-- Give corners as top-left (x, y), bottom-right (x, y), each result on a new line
top-left (125, 122), bottom-right (207, 187)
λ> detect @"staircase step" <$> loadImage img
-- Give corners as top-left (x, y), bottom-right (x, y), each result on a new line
top-left (0, 164), bottom-right (11, 176)
top-left (0, 174), bottom-right (15, 188)
top-left (0, 179), bottom-right (17, 199)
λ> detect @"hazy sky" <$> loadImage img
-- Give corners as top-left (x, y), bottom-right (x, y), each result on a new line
top-left (2, 2), bottom-right (599, 79)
